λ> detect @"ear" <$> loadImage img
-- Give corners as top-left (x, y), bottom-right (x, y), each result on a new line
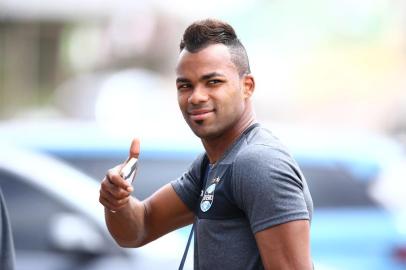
top-left (242, 74), bottom-right (255, 99)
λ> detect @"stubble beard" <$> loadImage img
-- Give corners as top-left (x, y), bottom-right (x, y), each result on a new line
top-left (187, 118), bottom-right (220, 140)
top-left (187, 114), bottom-right (239, 142)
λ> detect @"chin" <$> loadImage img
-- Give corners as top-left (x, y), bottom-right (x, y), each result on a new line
top-left (190, 124), bottom-right (223, 140)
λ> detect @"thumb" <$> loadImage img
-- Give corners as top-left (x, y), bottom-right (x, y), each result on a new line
top-left (129, 138), bottom-right (140, 159)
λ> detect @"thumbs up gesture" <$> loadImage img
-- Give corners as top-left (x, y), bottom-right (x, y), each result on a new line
top-left (120, 139), bottom-right (140, 183)
top-left (99, 138), bottom-right (140, 212)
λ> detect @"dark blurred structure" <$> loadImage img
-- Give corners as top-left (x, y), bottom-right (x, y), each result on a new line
top-left (0, 1), bottom-right (182, 119)
top-left (0, 21), bottom-right (63, 117)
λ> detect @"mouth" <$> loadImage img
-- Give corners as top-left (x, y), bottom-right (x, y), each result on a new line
top-left (188, 108), bottom-right (215, 121)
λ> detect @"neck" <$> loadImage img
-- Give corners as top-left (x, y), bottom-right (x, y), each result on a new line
top-left (202, 108), bottom-right (256, 164)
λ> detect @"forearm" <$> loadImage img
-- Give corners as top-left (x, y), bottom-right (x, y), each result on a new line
top-left (100, 173), bottom-right (194, 248)
top-left (105, 197), bottom-right (147, 247)
top-left (262, 255), bottom-right (312, 270)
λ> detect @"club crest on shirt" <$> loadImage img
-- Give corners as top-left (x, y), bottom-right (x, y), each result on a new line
top-left (200, 177), bottom-right (220, 212)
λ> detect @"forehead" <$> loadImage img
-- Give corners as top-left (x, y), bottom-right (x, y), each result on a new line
top-left (176, 44), bottom-right (238, 78)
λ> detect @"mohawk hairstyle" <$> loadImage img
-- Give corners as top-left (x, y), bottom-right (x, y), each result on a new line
top-left (179, 19), bottom-right (251, 76)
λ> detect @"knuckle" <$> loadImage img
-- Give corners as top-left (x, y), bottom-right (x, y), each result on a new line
top-left (101, 182), bottom-right (112, 193)
top-left (106, 167), bottom-right (119, 179)
top-left (108, 165), bottom-right (122, 176)
top-left (99, 189), bottom-right (108, 198)
top-left (109, 187), bottom-right (119, 196)
top-left (106, 169), bottom-right (114, 178)
top-left (99, 197), bottom-right (108, 207)
top-left (118, 189), bottom-right (129, 198)
top-left (101, 180), bottom-right (108, 189)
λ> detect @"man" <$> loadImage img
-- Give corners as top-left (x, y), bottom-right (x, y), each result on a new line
top-left (99, 19), bottom-right (313, 270)
top-left (0, 187), bottom-right (15, 270)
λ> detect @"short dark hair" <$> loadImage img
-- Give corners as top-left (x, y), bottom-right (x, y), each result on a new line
top-left (180, 19), bottom-right (251, 76)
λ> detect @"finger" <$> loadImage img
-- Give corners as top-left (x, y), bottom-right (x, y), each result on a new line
top-left (99, 188), bottom-right (118, 210)
top-left (106, 167), bottom-right (133, 192)
top-left (99, 195), bottom-right (128, 211)
top-left (99, 185), bottom-right (131, 206)
top-left (99, 195), bottom-right (113, 210)
top-left (99, 190), bottom-right (116, 210)
top-left (101, 178), bottom-right (132, 199)
top-left (99, 188), bottom-right (130, 209)
top-left (128, 138), bottom-right (140, 159)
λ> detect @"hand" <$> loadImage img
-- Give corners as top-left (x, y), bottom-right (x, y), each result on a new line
top-left (99, 138), bottom-right (140, 212)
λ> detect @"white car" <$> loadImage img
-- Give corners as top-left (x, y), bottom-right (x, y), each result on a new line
top-left (0, 143), bottom-right (192, 270)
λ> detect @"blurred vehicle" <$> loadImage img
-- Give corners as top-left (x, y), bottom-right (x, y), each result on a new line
top-left (0, 120), bottom-right (201, 201)
top-left (1, 120), bottom-right (406, 269)
top-left (0, 142), bottom-right (192, 270)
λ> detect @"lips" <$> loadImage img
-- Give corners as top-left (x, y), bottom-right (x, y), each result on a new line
top-left (188, 108), bottom-right (214, 121)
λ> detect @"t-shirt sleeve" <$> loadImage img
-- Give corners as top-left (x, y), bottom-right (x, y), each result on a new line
top-left (170, 154), bottom-right (204, 214)
top-left (232, 144), bottom-right (310, 234)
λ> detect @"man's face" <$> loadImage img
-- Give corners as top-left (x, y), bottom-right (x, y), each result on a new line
top-left (176, 44), bottom-right (248, 139)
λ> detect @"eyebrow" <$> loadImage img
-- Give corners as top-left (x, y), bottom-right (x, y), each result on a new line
top-left (176, 77), bottom-right (190, 84)
top-left (201, 72), bottom-right (225, 81)
top-left (176, 72), bottom-right (225, 84)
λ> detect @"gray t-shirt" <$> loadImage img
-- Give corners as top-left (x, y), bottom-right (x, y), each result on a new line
top-left (171, 124), bottom-right (313, 270)
top-left (0, 188), bottom-right (15, 270)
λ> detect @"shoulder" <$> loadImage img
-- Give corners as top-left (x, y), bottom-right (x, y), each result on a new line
top-left (234, 126), bottom-right (295, 169)
top-left (232, 127), bottom-right (304, 188)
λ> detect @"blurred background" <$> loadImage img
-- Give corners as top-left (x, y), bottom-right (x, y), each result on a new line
top-left (1, 0), bottom-right (406, 269)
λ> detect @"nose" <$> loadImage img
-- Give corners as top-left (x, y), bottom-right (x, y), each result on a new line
top-left (188, 85), bottom-right (209, 105)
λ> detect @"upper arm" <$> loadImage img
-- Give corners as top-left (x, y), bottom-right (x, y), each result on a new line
top-left (233, 145), bottom-right (312, 232)
top-left (255, 220), bottom-right (312, 270)
top-left (232, 145), bottom-right (313, 268)
top-left (140, 183), bottom-right (194, 245)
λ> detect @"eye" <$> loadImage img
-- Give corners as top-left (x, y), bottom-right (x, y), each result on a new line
top-left (177, 83), bottom-right (192, 91)
top-left (208, 79), bottom-right (222, 86)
